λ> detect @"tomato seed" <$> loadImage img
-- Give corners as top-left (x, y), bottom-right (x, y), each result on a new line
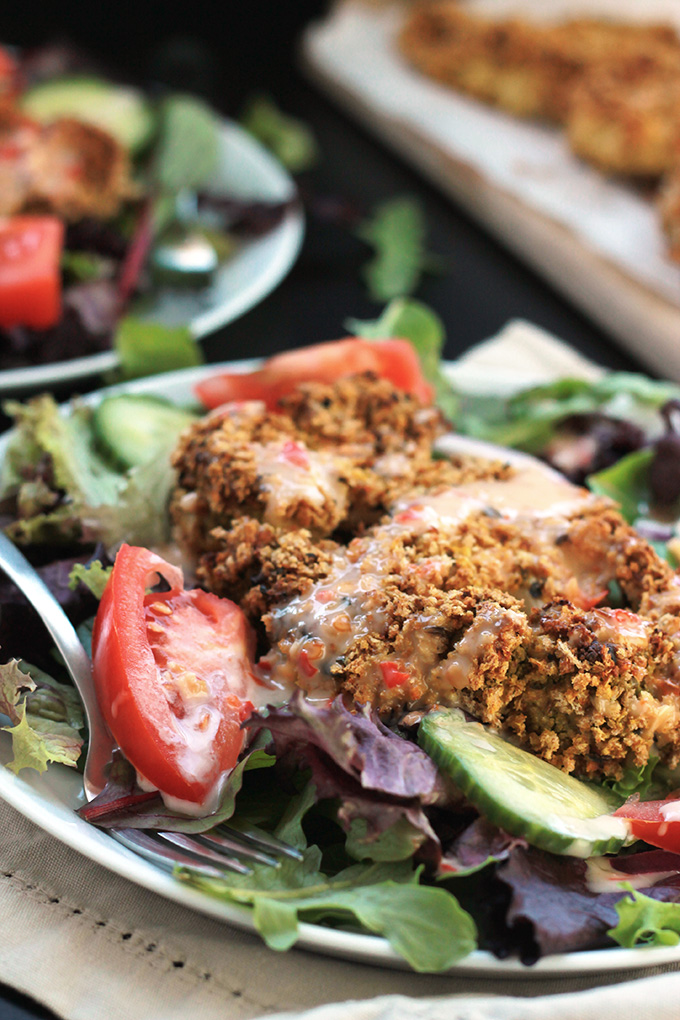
top-left (149, 601), bottom-right (173, 615)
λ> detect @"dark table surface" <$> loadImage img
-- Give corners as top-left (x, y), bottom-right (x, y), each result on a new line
top-left (0, 3), bottom-right (645, 1018)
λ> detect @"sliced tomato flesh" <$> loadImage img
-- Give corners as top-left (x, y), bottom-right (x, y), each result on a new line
top-left (194, 336), bottom-right (434, 410)
top-left (614, 798), bottom-right (680, 854)
top-left (0, 215), bottom-right (64, 329)
top-left (92, 544), bottom-right (257, 810)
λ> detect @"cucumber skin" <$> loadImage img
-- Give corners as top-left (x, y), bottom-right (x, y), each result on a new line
top-left (93, 395), bottom-right (197, 470)
top-left (419, 712), bottom-right (628, 858)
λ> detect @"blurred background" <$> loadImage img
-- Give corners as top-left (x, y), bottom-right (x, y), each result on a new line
top-left (0, 0), bottom-right (637, 368)
top-left (0, 3), bottom-right (330, 111)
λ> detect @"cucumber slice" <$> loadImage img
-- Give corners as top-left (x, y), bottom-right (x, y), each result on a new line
top-left (418, 710), bottom-right (629, 857)
top-left (93, 395), bottom-right (197, 470)
top-left (22, 77), bottom-right (155, 153)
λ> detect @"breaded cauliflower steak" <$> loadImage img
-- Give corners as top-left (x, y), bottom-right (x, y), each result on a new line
top-left (398, 3), bottom-right (680, 123)
top-left (172, 373), bottom-right (680, 782)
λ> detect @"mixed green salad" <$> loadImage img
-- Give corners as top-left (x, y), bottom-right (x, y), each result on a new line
top-left (0, 42), bottom-right (298, 376)
top-left (4, 300), bottom-right (680, 971)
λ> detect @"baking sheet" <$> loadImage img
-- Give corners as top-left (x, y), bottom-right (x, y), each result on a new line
top-left (301, 1), bottom-right (680, 379)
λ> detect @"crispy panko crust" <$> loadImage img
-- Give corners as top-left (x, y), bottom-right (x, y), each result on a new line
top-left (507, 601), bottom-right (678, 778)
top-left (399, 5), bottom-right (563, 120)
top-left (398, 3), bottom-right (680, 123)
top-left (172, 373), bottom-right (680, 782)
top-left (196, 517), bottom-right (339, 620)
top-left (171, 373), bottom-right (499, 550)
top-left (0, 107), bottom-right (133, 220)
top-left (398, 2), bottom-right (680, 257)
top-left (567, 58), bottom-right (680, 177)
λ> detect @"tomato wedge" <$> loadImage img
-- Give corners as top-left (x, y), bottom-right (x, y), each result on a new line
top-left (614, 798), bottom-right (680, 854)
top-left (92, 544), bottom-right (257, 811)
top-left (194, 336), bottom-right (434, 410)
top-left (0, 215), bottom-right (64, 329)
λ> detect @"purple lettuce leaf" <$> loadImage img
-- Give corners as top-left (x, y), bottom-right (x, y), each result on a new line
top-left (300, 742), bottom-right (440, 861)
top-left (440, 818), bottom-right (527, 877)
top-left (246, 693), bottom-right (451, 862)
top-left (497, 845), bottom-right (680, 961)
top-left (248, 692), bottom-right (443, 801)
top-left (196, 193), bottom-right (299, 236)
top-left (0, 549), bottom-right (104, 672)
top-left (64, 280), bottom-right (119, 337)
top-left (614, 850), bottom-right (680, 876)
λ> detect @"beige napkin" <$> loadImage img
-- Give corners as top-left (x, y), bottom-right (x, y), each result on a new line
top-left (5, 796), bottom-right (680, 1020)
top-left (2, 321), bottom-right (679, 1020)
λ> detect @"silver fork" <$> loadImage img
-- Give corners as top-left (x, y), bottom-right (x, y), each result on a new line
top-left (0, 532), bottom-right (301, 878)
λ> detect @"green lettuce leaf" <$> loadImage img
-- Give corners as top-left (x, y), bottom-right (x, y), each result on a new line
top-left (345, 816), bottom-right (428, 862)
top-left (609, 886), bottom-right (680, 948)
top-left (456, 373), bottom-right (680, 452)
top-left (1, 394), bottom-right (179, 550)
top-left (156, 94), bottom-right (221, 194)
top-left (184, 851), bottom-right (475, 971)
top-left (61, 250), bottom-right (112, 283)
top-left (346, 298), bottom-right (459, 421)
top-left (587, 449), bottom-right (654, 524)
top-left (68, 560), bottom-right (112, 600)
top-left (81, 449), bottom-right (179, 549)
top-left (114, 316), bottom-right (203, 381)
top-left (3, 396), bottom-right (123, 507)
top-left (0, 660), bottom-right (83, 774)
top-left (178, 783), bottom-right (476, 971)
top-left (604, 752), bottom-right (661, 801)
top-left (356, 197), bottom-right (439, 303)
top-left (240, 94), bottom-right (318, 173)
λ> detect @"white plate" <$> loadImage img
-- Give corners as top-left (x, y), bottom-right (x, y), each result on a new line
top-left (0, 122), bottom-right (304, 394)
top-left (2, 359), bottom-right (680, 977)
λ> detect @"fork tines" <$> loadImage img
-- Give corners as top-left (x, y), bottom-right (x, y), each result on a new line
top-left (112, 823), bottom-right (302, 878)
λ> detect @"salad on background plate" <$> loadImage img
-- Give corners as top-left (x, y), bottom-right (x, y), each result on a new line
top-left (0, 44), bottom-right (303, 392)
top-left (5, 302), bottom-right (680, 973)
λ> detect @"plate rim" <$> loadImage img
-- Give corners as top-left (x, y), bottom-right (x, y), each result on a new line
top-left (2, 357), bottom-right (680, 978)
top-left (0, 119), bottom-right (304, 395)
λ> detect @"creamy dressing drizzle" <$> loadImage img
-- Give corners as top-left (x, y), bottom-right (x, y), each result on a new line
top-left (372, 452), bottom-right (411, 479)
top-left (266, 546), bottom-right (390, 687)
top-left (392, 462), bottom-right (592, 523)
top-left (552, 815), bottom-right (629, 858)
top-left (660, 801), bottom-right (680, 823)
top-left (266, 459), bottom-right (597, 690)
top-left (585, 856), bottom-right (678, 894)
top-left (440, 605), bottom-right (523, 690)
top-left (590, 608), bottom-right (652, 645)
top-left (135, 670), bottom-right (295, 817)
top-left (252, 440), bottom-right (348, 527)
top-left (136, 766), bottom-right (227, 817)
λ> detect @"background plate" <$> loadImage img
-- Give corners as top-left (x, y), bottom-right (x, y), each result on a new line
top-left (2, 359), bottom-right (680, 976)
top-left (0, 121), bottom-right (304, 394)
